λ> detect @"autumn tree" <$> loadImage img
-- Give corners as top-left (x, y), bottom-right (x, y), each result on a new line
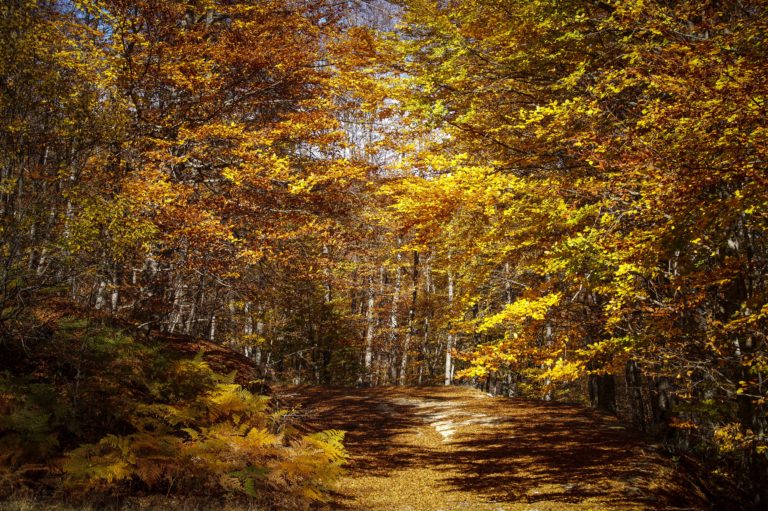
top-left (376, 0), bottom-right (768, 504)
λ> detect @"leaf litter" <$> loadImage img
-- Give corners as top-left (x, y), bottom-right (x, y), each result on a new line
top-left (280, 386), bottom-right (708, 511)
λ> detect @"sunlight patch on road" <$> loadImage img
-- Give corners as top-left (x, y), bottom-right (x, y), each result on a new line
top-left (388, 396), bottom-right (501, 441)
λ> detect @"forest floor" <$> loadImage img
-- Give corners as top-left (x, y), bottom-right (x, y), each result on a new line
top-left (279, 386), bottom-right (709, 511)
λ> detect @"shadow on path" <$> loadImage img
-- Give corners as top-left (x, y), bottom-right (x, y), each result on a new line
top-left (278, 386), bottom-right (708, 511)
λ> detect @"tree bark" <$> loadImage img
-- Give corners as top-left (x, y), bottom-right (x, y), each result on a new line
top-left (625, 359), bottom-right (647, 431)
top-left (589, 373), bottom-right (617, 413)
top-left (388, 250), bottom-right (402, 384)
top-left (399, 250), bottom-right (418, 385)
top-left (445, 271), bottom-right (455, 386)
top-left (363, 275), bottom-right (376, 383)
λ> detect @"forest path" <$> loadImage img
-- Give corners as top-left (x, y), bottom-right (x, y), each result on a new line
top-left (278, 386), bottom-right (708, 511)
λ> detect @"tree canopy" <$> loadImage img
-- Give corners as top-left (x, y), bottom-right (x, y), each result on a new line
top-left (1, 0), bottom-right (767, 508)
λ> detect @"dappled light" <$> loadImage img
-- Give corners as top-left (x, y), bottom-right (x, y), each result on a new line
top-left (1, 0), bottom-right (766, 509)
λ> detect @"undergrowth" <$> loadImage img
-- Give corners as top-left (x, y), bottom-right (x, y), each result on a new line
top-left (0, 314), bottom-right (345, 509)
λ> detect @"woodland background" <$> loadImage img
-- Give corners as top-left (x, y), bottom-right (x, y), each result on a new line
top-left (1, 0), bottom-right (767, 509)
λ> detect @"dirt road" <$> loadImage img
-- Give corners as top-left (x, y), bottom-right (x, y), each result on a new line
top-left (279, 386), bottom-right (708, 511)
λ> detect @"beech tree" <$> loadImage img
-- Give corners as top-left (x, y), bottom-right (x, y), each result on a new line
top-left (2, 0), bottom-right (767, 506)
top-left (375, 0), bottom-right (768, 504)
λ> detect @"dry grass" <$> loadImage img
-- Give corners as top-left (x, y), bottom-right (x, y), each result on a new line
top-left (281, 385), bottom-right (709, 511)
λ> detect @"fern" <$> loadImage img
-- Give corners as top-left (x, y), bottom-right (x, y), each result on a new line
top-left (64, 432), bottom-right (182, 488)
top-left (305, 430), bottom-right (347, 464)
top-left (0, 374), bottom-right (64, 467)
top-left (2, 325), bottom-right (347, 509)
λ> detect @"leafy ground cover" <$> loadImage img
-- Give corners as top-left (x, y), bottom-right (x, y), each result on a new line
top-left (285, 386), bottom-right (711, 511)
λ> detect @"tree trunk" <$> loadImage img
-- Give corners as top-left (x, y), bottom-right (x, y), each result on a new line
top-left (399, 250), bottom-right (418, 386)
top-left (243, 301), bottom-right (253, 358)
top-left (589, 373), bottom-right (617, 413)
top-left (649, 376), bottom-right (671, 435)
top-left (445, 271), bottom-right (455, 386)
top-left (363, 276), bottom-right (376, 384)
top-left (388, 250), bottom-right (402, 384)
top-left (625, 359), bottom-right (647, 431)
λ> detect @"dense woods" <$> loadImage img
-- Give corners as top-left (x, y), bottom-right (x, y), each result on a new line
top-left (1, 0), bottom-right (767, 509)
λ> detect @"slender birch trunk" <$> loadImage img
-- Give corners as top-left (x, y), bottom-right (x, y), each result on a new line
top-left (388, 250), bottom-right (402, 383)
top-left (399, 250), bottom-right (418, 386)
top-left (243, 301), bottom-right (253, 358)
top-left (255, 310), bottom-right (264, 366)
top-left (445, 270), bottom-right (455, 386)
top-left (363, 275), bottom-right (376, 382)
